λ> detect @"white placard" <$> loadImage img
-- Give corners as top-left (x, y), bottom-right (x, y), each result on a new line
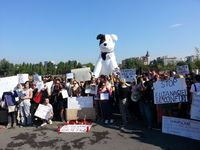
top-left (71, 67), bottom-right (91, 82)
top-left (36, 82), bottom-right (44, 91)
top-left (85, 84), bottom-right (98, 95)
top-left (0, 76), bottom-right (18, 98)
top-left (61, 89), bottom-right (69, 99)
top-left (162, 116), bottom-right (200, 140)
top-left (33, 74), bottom-right (42, 82)
top-left (59, 124), bottom-right (92, 133)
top-left (34, 104), bottom-right (51, 120)
top-left (66, 73), bottom-right (74, 79)
top-left (191, 92), bottom-right (200, 121)
top-left (17, 74), bottom-right (29, 84)
top-left (176, 65), bottom-right (189, 75)
top-left (153, 78), bottom-right (187, 104)
top-left (68, 96), bottom-right (93, 109)
top-left (45, 81), bottom-right (53, 90)
top-left (100, 93), bottom-right (109, 100)
top-left (120, 69), bottom-right (136, 82)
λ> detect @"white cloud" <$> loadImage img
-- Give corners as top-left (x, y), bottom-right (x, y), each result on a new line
top-left (169, 23), bottom-right (183, 28)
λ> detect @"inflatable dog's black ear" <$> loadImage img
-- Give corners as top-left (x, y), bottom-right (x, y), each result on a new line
top-left (96, 34), bottom-right (104, 40)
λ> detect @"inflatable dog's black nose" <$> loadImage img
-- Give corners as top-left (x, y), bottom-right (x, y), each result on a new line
top-left (104, 43), bottom-right (107, 46)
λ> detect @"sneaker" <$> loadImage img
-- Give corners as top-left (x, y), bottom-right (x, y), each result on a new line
top-left (6, 124), bottom-right (12, 129)
top-left (41, 123), bottom-right (47, 127)
top-left (104, 120), bottom-right (109, 124)
top-left (120, 127), bottom-right (133, 133)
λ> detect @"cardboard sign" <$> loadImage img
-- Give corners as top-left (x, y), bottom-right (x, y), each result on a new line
top-left (120, 69), bottom-right (136, 82)
top-left (162, 116), bottom-right (200, 140)
top-left (0, 76), bottom-right (18, 98)
top-left (59, 124), bottom-right (92, 133)
top-left (68, 96), bottom-right (93, 109)
top-left (176, 65), bottom-right (189, 75)
top-left (71, 67), bottom-right (91, 82)
top-left (34, 104), bottom-right (51, 120)
top-left (191, 92), bottom-right (200, 121)
top-left (153, 78), bottom-right (187, 104)
top-left (17, 74), bottom-right (29, 84)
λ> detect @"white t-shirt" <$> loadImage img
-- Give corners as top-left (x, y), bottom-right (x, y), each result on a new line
top-left (190, 82), bottom-right (200, 93)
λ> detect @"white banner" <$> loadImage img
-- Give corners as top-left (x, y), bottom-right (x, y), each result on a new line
top-left (153, 78), bottom-right (187, 104)
top-left (0, 76), bottom-right (18, 98)
top-left (191, 92), bottom-right (200, 121)
top-left (59, 124), bottom-right (92, 133)
top-left (120, 69), bottom-right (136, 82)
top-left (17, 74), bottom-right (29, 84)
top-left (71, 67), bottom-right (91, 82)
top-left (176, 65), bottom-right (189, 75)
top-left (68, 96), bottom-right (93, 109)
top-left (162, 116), bottom-right (200, 140)
top-left (34, 104), bottom-right (51, 120)
top-left (66, 73), bottom-right (74, 79)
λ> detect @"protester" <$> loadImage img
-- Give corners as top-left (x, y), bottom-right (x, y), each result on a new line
top-left (40, 97), bottom-right (54, 126)
top-left (19, 81), bottom-right (33, 126)
top-left (118, 78), bottom-right (131, 131)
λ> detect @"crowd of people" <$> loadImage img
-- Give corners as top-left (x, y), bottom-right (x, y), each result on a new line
top-left (0, 70), bottom-right (199, 132)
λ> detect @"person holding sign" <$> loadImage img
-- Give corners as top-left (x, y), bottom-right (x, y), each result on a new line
top-left (98, 75), bottom-right (113, 124)
top-left (40, 97), bottom-right (54, 126)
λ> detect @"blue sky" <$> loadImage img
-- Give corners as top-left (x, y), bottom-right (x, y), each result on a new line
top-left (0, 0), bottom-right (200, 64)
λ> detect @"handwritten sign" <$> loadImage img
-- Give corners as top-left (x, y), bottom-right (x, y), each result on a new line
top-left (0, 76), bottom-right (18, 98)
top-left (191, 92), bottom-right (200, 121)
top-left (34, 104), bottom-right (51, 120)
top-left (85, 84), bottom-right (98, 95)
top-left (162, 116), bottom-right (200, 140)
top-left (59, 124), bottom-right (92, 133)
top-left (71, 67), bottom-right (91, 82)
top-left (120, 69), bottom-right (136, 82)
top-left (68, 96), bottom-right (93, 109)
top-left (153, 78), bottom-right (187, 104)
top-left (61, 89), bottom-right (69, 99)
top-left (66, 73), bottom-right (74, 79)
top-left (17, 74), bottom-right (29, 84)
top-left (176, 65), bottom-right (189, 75)
top-left (100, 93), bottom-right (109, 100)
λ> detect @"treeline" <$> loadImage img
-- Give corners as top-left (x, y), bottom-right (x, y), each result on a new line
top-left (1, 57), bottom-right (200, 77)
top-left (0, 59), bottom-right (94, 77)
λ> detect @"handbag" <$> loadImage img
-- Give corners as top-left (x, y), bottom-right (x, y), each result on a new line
top-left (8, 105), bottom-right (17, 113)
top-left (0, 100), bottom-right (6, 109)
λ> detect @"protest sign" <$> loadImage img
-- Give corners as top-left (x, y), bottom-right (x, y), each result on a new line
top-left (58, 124), bottom-right (92, 133)
top-left (190, 92), bottom-right (200, 121)
top-left (153, 78), bottom-right (187, 104)
top-left (176, 65), bottom-right (189, 75)
top-left (17, 74), bottom-right (29, 84)
top-left (71, 67), bottom-right (91, 82)
top-left (85, 84), bottom-right (98, 95)
top-left (61, 89), bottom-right (69, 99)
top-left (100, 93), bottom-right (109, 100)
top-left (34, 104), bottom-right (51, 120)
top-left (162, 116), bottom-right (200, 140)
top-left (66, 73), bottom-right (74, 79)
top-left (33, 74), bottom-right (42, 82)
top-left (120, 69), bottom-right (136, 82)
top-left (68, 96), bottom-right (93, 109)
top-left (0, 76), bottom-right (18, 98)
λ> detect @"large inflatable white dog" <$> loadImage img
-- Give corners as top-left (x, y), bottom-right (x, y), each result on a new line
top-left (93, 34), bottom-right (119, 78)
